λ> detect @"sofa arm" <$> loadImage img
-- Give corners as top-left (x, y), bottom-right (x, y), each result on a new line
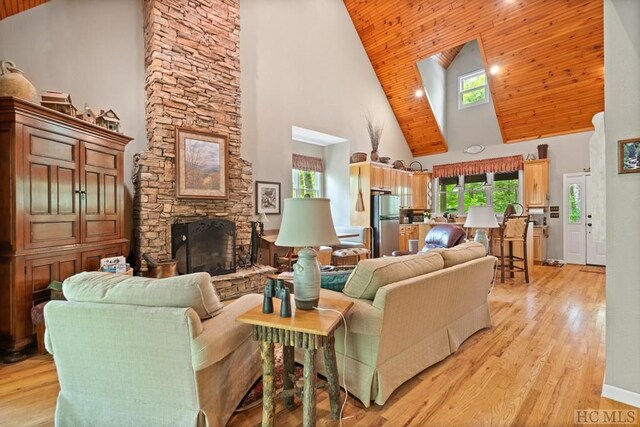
top-left (391, 250), bottom-right (412, 257)
top-left (190, 293), bottom-right (263, 371)
top-left (318, 289), bottom-right (382, 336)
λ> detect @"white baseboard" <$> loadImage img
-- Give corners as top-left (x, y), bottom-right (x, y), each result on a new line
top-left (602, 383), bottom-right (640, 408)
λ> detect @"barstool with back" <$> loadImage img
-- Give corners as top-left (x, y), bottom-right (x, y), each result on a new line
top-left (499, 203), bottom-right (531, 283)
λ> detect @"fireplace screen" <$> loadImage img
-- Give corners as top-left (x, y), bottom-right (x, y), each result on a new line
top-left (171, 219), bottom-right (236, 276)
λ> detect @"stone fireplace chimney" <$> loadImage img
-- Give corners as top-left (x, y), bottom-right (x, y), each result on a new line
top-left (134, 0), bottom-right (252, 271)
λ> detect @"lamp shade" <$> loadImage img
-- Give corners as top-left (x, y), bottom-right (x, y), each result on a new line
top-left (464, 206), bottom-right (499, 228)
top-left (275, 198), bottom-right (340, 247)
top-left (256, 213), bottom-right (269, 223)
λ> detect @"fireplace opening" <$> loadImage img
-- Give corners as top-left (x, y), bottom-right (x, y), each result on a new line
top-left (171, 219), bottom-right (236, 276)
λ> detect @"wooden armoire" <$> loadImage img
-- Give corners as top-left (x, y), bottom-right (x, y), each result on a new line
top-left (0, 97), bottom-right (131, 359)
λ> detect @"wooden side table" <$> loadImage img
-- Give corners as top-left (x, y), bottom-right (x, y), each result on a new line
top-left (237, 298), bottom-right (353, 427)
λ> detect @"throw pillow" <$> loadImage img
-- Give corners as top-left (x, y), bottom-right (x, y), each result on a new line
top-left (62, 271), bottom-right (224, 320)
top-left (342, 251), bottom-right (444, 300)
top-left (320, 269), bottom-right (354, 292)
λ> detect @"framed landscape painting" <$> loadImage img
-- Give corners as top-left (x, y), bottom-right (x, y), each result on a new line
top-left (619, 138), bottom-right (640, 174)
top-left (255, 181), bottom-right (281, 214)
top-left (175, 127), bottom-right (228, 199)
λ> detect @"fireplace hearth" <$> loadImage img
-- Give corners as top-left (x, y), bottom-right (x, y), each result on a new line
top-left (172, 219), bottom-right (236, 276)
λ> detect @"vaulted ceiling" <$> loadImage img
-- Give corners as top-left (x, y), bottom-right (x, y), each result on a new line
top-left (344, 0), bottom-right (604, 156)
top-left (0, 0), bottom-right (49, 20)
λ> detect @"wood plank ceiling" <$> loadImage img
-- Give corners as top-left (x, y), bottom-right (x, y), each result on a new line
top-left (0, 0), bottom-right (49, 20)
top-left (344, 0), bottom-right (604, 156)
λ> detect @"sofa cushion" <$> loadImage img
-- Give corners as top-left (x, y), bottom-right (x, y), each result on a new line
top-left (342, 251), bottom-right (444, 300)
top-left (62, 271), bottom-right (223, 320)
top-left (434, 241), bottom-right (486, 268)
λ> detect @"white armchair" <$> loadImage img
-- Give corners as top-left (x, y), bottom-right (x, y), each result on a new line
top-left (45, 272), bottom-right (262, 427)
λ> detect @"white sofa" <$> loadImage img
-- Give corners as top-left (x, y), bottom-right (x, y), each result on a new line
top-left (297, 242), bottom-right (497, 407)
top-left (334, 226), bottom-right (369, 249)
top-left (45, 272), bottom-right (262, 427)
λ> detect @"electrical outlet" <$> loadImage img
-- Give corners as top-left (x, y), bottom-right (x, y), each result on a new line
top-left (550, 206), bottom-right (560, 212)
top-left (550, 212), bottom-right (560, 218)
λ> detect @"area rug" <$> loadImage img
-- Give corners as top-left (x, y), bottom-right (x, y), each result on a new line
top-left (236, 345), bottom-right (325, 412)
top-left (580, 265), bottom-right (606, 274)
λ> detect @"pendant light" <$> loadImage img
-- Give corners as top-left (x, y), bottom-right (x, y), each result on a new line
top-left (453, 176), bottom-right (462, 192)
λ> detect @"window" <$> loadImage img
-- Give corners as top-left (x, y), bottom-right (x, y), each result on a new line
top-left (292, 169), bottom-right (322, 198)
top-left (459, 69), bottom-right (489, 109)
top-left (435, 171), bottom-right (521, 215)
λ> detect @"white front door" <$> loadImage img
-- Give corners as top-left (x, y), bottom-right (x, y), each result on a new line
top-left (564, 174), bottom-right (586, 264)
top-left (585, 175), bottom-right (607, 265)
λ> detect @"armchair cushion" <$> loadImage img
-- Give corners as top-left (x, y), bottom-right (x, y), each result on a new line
top-left (62, 271), bottom-right (224, 320)
top-left (433, 241), bottom-right (486, 268)
top-left (342, 251), bottom-right (444, 300)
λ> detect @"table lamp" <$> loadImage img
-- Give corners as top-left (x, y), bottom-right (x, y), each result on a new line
top-left (464, 206), bottom-right (499, 253)
top-left (275, 198), bottom-right (340, 310)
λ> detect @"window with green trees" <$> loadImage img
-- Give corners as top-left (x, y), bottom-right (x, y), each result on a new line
top-left (568, 183), bottom-right (582, 224)
top-left (459, 69), bottom-right (489, 109)
top-left (292, 169), bottom-right (322, 198)
top-left (436, 171), bottom-right (521, 215)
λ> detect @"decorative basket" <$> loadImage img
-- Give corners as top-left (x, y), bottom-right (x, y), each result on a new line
top-left (379, 156), bottom-right (391, 164)
top-left (350, 152), bottom-right (367, 163)
top-left (408, 161), bottom-right (423, 171)
top-left (393, 160), bottom-right (406, 170)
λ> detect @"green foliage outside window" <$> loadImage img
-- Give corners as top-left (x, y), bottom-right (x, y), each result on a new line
top-left (492, 179), bottom-right (519, 214)
top-left (462, 88), bottom-right (486, 105)
top-left (292, 169), bottom-right (320, 198)
top-left (462, 73), bottom-right (486, 90)
top-left (568, 184), bottom-right (581, 224)
top-left (463, 182), bottom-right (487, 212)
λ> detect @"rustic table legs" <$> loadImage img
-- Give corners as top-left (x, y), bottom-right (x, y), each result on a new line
top-left (323, 334), bottom-right (341, 420)
top-left (302, 348), bottom-right (317, 427)
top-left (260, 341), bottom-right (275, 427)
top-left (282, 345), bottom-right (295, 408)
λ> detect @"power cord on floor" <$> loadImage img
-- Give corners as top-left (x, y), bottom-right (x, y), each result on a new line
top-left (313, 306), bottom-right (352, 426)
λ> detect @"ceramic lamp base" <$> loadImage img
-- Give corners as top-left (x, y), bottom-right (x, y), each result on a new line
top-left (293, 247), bottom-right (321, 310)
top-left (474, 229), bottom-right (490, 253)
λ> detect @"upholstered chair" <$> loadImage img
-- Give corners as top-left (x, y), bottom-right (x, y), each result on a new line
top-left (392, 224), bottom-right (466, 256)
top-left (44, 272), bottom-right (262, 427)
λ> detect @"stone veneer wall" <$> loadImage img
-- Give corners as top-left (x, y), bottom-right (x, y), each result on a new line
top-left (134, 0), bottom-right (253, 270)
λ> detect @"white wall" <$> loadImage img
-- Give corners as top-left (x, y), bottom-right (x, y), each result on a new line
top-left (445, 40), bottom-right (503, 152)
top-left (417, 57), bottom-right (446, 135)
top-left (292, 140), bottom-right (325, 158)
top-left (603, 0), bottom-right (640, 403)
top-left (415, 131), bottom-right (592, 260)
top-left (240, 0), bottom-right (413, 229)
top-left (324, 142), bottom-right (350, 226)
top-left (0, 0), bottom-right (146, 241)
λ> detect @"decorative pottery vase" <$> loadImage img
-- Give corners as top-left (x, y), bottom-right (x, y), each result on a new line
top-left (0, 60), bottom-right (38, 103)
top-left (537, 144), bottom-right (548, 159)
top-left (370, 150), bottom-right (379, 162)
top-left (292, 247), bottom-right (321, 310)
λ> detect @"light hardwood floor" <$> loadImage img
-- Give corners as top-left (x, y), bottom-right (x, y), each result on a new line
top-left (1, 265), bottom-right (636, 426)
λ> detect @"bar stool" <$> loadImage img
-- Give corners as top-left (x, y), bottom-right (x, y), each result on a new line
top-left (499, 208), bottom-right (531, 284)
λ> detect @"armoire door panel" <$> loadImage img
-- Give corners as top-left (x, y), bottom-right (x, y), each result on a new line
top-left (85, 147), bottom-right (116, 169)
top-left (84, 171), bottom-right (100, 215)
top-left (29, 163), bottom-right (51, 214)
top-left (86, 220), bottom-right (117, 239)
top-left (104, 174), bottom-right (117, 214)
top-left (30, 135), bottom-right (75, 162)
top-left (23, 126), bottom-right (80, 249)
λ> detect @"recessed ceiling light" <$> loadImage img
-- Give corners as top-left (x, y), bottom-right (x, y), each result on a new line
top-left (415, 89), bottom-right (424, 98)
top-left (489, 65), bottom-right (500, 75)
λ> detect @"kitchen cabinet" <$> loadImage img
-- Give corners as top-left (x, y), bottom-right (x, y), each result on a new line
top-left (524, 159), bottom-right (549, 209)
top-left (411, 172), bottom-right (431, 210)
top-left (399, 224), bottom-right (419, 252)
top-left (0, 97), bottom-right (131, 359)
top-left (533, 226), bottom-right (548, 263)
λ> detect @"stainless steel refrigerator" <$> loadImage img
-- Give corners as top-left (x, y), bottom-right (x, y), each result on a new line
top-left (371, 194), bottom-right (400, 257)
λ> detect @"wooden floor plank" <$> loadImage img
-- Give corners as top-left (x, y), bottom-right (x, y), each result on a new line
top-left (0, 265), bottom-right (637, 426)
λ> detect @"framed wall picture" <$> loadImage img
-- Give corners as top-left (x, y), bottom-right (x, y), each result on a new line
top-left (255, 181), bottom-right (281, 214)
top-left (175, 127), bottom-right (228, 199)
top-left (619, 138), bottom-right (640, 174)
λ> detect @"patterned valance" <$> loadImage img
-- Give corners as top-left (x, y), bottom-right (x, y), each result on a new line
top-left (292, 153), bottom-right (324, 173)
top-left (432, 155), bottom-right (524, 178)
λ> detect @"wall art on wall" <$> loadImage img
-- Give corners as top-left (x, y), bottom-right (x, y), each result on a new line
top-left (175, 127), bottom-right (228, 199)
top-left (255, 181), bottom-right (281, 214)
top-left (618, 137), bottom-right (640, 174)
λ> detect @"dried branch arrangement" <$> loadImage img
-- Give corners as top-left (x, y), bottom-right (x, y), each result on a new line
top-left (366, 116), bottom-right (384, 152)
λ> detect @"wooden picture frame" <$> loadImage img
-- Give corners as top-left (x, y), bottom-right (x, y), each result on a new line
top-left (255, 181), bottom-right (281, 214)
top-left (175, 127), bottom-right (228, 199)
top-left (619, 138), bottom-right (640, 174)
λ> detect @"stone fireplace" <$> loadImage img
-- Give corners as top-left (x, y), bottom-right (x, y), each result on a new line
top-left (133, 0), bottom-right (275, 297)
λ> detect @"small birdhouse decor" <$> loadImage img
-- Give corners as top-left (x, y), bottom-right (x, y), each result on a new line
top-left (40, 90), bottom-right (77, 117)
top-left (76, 105), bottom-right (97, 124)
top-left (96, 109), bottom-right (121, 133)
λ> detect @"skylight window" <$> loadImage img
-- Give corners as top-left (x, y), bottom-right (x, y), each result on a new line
top-left (458, 69), bottom-right (489, 109)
